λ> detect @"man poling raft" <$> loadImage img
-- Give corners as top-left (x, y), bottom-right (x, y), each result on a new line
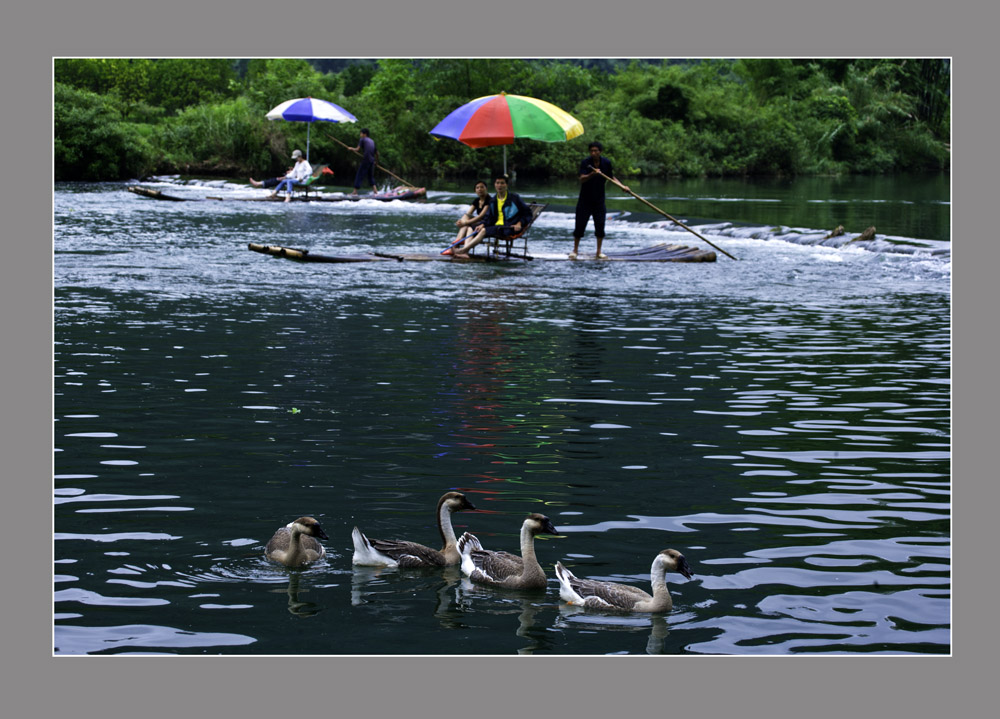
top-left (434, 146), bottom-right (736, 261)
top-left (588, 166), bottom-right (738, 261)
top-left (571, 141), bottom-right (628, 260)
top-left (324, 130), bottom-right (422, 194)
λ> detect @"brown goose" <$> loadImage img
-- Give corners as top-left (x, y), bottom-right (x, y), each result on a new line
top-left (555, 549), bottom-right (693, 613)
top-left (264, 517), bottom-right (329, 567)
top-left (457, 513), bottom-right (560, 590)
top-left (351, 491), bottom-right (477, 568)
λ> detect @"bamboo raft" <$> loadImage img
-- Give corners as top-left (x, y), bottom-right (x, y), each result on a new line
top-left (127, 186), bottom-right (188, 201)
top-left (127, 185), bottom-right (427, 203)
top-left (247, 242), bottom-right (717, 263)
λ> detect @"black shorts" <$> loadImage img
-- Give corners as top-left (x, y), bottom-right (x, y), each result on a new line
top-left (483, 225), bottom-right (518, 239)
top-left (574, 200), bottom-right (606, 238)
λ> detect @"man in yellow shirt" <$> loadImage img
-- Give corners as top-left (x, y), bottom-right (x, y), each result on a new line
top-left (450, 174), bottom-right (532, 258)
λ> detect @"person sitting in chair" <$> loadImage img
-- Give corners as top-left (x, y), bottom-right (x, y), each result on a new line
top-left (249, 149), bottom-right (312, 202)
top-left (452, 180), bottom-right (492, 246)
top-left (449, 174), bottom-right (532, 258)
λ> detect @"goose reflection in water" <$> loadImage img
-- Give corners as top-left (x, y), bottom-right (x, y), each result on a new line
top-left (514, 600), bottom-right (547, 655)
top-left (350, 565), bottom-right (391, 607)
top-left (431, 566), bottom-right (465, 629)
top-left (453, 577), bottom-right (558, 655)
top-left (271, 572), bottom-right (322, 618)
top-left (555, 605), bottom-right (672, 655)
top-left (350, 564), bottom-right (465, 617)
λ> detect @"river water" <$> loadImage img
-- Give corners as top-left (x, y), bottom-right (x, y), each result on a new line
top-left (53, 175), bottom-right (950, 655)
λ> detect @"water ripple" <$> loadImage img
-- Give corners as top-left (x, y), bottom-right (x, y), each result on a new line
top-left (52, 183), bottom-right (950, 654)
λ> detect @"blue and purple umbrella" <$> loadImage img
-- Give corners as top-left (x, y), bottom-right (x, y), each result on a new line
top-left (266, 97), bottom-right (357, 162)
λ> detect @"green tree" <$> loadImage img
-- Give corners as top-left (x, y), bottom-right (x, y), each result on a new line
top-left (160, 96), bottom-right (272, 174)
top-left (340, 63), bottom-right (377, 96)
top-left (243, 58), bottom-right (329, 113)
top-left (54, 58), bottom-right (114, 93)
top-left (735, 59), bottom-right (822, 103)
top-left (54, 83), bottom-right (156, 180)
top-left (52, 57), bottom-right (949, 180)
top-left (147, 59), bottom-right (237, 114)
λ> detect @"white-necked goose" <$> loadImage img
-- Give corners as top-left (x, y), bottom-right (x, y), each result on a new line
top-left (457, 513), bottom-right (560, 590)
top-left (555, 548), bottom-right (693, 613)
top-left (265, 516), bottom-right (329, 567)
top-left (351, 491), bottom-right (477, 568)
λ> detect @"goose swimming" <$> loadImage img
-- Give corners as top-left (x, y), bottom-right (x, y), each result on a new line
top-left (457, 513), bottom-right (560, 590)
top-left (555, 548), bottom-right (693, 613)
top-left (265, 516), bottom-right (329, 567)
top-left (351, 491), bottom-right (477, 568)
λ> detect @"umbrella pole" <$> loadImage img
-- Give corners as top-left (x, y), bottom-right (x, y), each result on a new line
top-left (503, 147), bottom-right (507, 176)
top-left (306, 124), bottom-right (311, 162)
top-left (592, 168), bottom-right (738, 261)
top-left (323, 131), bottom-right (417, 188)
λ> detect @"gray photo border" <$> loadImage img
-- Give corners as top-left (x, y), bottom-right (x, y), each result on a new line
top-left (11, 0), bottom-right (987, 716)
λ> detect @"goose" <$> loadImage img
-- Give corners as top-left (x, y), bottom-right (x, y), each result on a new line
top-left (265, 516), bottom-right (329, 567)
top-left (457, 513), bottom-right (560, 590)
top-left (555, 549), bottom-right (694, 613)
top-left (351, 491), bottom-right (477, 568)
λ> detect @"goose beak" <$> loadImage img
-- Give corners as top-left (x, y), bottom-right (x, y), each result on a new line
top-left (677, 555), bottom-right (693, 580)
top-left (315, 526), bottom-right (329, 541)
top-left (542, 518), bottom-right (560, 536)
top-left (464, 499), bottom-right (477, 511)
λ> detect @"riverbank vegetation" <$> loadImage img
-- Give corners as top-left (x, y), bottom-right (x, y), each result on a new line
top-left (54, 58), bottom-right (950, 182)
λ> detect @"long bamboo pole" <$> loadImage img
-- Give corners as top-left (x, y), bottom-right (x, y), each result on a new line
top-left (324, 131), bottom-right (417, 188)
top-left (592, 168), bottom-right (738, 261)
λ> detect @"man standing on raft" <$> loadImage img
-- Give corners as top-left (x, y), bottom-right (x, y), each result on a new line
top-left (350, 128), bottom-right (379, 196)
top-left (572, 141), bottom-right (628, 260)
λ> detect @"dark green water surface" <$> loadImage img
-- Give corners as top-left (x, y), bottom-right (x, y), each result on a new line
top-left (54, 178), bottom-right (950, 655)
top-left (492, 172), bottom-right (951, 243)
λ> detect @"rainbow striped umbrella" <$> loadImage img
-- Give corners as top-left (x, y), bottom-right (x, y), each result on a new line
top-left (429, 92), bottom-right (584, 173)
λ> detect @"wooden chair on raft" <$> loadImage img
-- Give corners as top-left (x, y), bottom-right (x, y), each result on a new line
top-left (292, 165), bottom-right (334, 199)
top-left (470, 203), bottom-right (546, 259)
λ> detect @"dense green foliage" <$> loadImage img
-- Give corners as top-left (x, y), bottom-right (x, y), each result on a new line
top-left (54, 58), bottom-right (950, 181)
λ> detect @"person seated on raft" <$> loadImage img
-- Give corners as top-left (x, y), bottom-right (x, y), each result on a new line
top-left (453, 179), bottom-right (491, 245)
top-left (449, 174), bottom-right (531, 257)
top-left (249, 149), bottom-right (313, 202)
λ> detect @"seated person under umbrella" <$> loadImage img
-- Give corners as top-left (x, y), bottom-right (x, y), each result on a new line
top-left (452, 179), bottom-right (492, 246)
top-left (249, 149), bottom-right (313, 202)
top-left (448, 174), bottom-right (531, 257)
